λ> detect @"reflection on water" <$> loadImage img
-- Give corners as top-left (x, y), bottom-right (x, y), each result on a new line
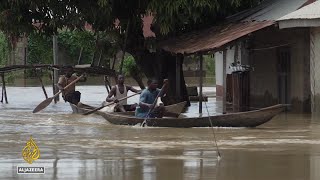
top-left (0, 86), bottom-right (320, 179)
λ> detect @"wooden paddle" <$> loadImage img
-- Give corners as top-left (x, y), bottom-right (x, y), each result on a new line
top-left (83, 92), bottom-right (140, 115)
top-left (141, 80), bottom-right (168, 127)
top-left (33, 74), bottom-right (84, 113)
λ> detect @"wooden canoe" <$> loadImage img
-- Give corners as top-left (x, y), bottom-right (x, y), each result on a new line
top-left (70, 101), bottom-right (187, 118)
top-left (95, 104), bottom-right (286, 128)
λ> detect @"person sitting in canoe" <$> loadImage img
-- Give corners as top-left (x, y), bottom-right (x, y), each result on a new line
top-left (105, 74), bottom-right (140, 112)
top-left (135, 79), bottom-right (168, 118)
top-left (57, 66), bottom-right (86, 105)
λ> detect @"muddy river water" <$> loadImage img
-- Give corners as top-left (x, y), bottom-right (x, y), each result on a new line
top-left (0, 86), bottom-right (320, 180)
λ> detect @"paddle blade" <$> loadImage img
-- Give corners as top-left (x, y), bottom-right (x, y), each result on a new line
top-left (33, 97), bottom-right (53, 113)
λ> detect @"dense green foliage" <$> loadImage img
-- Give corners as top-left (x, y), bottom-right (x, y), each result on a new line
top-left (0, 0), bottom-right (263, 64)
top-left (27, 33), bottom-right (53, 64)
top-left (0, 0), bottom-right (262, 36)
top-left (0, 0), bottom-right (261, 85)
top-left (122, 54), bottom-right (144, 78)
top-left (204, 55), bottom-right (215, 77)
top-left (58, 30), bottom-right (96, 65)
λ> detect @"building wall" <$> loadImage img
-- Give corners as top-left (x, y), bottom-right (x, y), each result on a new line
top-left (214, 26), bottom-right (310, 112)
top-left (249, 27), bottom-right (310, 112)
top-left (310, 27), bottom-right (320, 115)
top-left (215, 44), bottom-right (242, 97)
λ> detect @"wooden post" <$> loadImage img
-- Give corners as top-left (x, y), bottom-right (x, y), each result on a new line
top-left (1, 73), bottom-right (8, 103)
top-left (90, 51), bottom-right (96, 66)
top-left (199, 54), bottom-right (203, 114)
top-left (223, 50), bottom-right (227, 114)
top-left (36, 69), bottom-right (48, 99)
top-left (53, 35), bottom-right (59, 102)
top-left (23, 46), bottom-right (27, 87)
top-left (1, 87), bottom-right (3, 103)
top-left (176, 56), bottom-right (181, 96)
top-left (97, 50), bottom-right (103, 66)
top-left (104, 76), bottom-right (111, 93)
top-left (77, 47), bottom-right (83, 65)
top-left (1, 74), bottom-right (3, 103)
top-left (111, 54), bottom-right (116, 70)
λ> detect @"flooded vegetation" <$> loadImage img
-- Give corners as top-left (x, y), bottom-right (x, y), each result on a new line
top-left (0, 86), bottom-right (319, 179)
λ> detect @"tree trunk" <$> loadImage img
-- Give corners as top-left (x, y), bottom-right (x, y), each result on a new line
top-left (124, 17), bottom-right (189, 106)
top-left (133, 50), bottom-right (190, 106)
top-left (131, 73), bottom-right (145, 90)
top-left (7, 40), bottom-right (15, 65)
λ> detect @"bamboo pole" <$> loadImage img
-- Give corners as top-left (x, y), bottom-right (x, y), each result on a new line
top-left (52, 35), bottom-right (59, 102)
top-left (52, 69), bottom-right (57, 103)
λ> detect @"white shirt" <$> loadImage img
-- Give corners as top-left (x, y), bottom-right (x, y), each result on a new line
top-left (115, 85), bottom-right (127, 105)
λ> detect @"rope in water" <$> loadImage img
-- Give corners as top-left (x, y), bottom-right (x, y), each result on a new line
top-left (204, 101), bottom-right (221, 159)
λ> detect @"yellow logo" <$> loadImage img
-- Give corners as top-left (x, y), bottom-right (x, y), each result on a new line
top-left (22, 136), bottom-right (40, 164)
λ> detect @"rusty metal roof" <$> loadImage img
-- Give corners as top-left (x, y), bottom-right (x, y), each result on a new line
top-left (159, 21), bottom-right (275, 55)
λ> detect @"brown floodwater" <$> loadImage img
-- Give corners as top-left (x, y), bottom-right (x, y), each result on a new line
top-left (0, 86), bottom-right (320, 180)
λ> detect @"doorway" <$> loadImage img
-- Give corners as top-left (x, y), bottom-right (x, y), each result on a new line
top-left (277, 47), bottom-right (291, 105)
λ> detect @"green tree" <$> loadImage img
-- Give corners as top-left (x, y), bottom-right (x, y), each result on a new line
top-left (123, 54), bottom-right (145, 89)
top-left (0, 0), bottom-right (262, 105)
top-left (27, 33), bottom-right (53, 64)
top-left (58, 30), bottom-right (96, 64)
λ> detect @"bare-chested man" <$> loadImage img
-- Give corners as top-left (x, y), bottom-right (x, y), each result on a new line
top-left (106, 74), bottom-right (140, 112)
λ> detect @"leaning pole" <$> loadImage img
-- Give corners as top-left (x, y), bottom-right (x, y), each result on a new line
top-left (52, 35), bottom-right (59, 102)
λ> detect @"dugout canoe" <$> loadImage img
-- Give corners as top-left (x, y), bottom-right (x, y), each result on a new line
top-left (70, 101), bottom-right (187, 118)
top-left (96, 104), bottom-right (286, 128)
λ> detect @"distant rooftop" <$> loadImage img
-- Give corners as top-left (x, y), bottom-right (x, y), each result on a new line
top-left (277, 0), bottom-right (320, 28)
top-left (242, 0), bottom-right (307, 21)
top-left (278, 0), bottom-right (320, 21)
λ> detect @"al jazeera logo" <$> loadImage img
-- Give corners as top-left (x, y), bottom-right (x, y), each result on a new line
top-left (17, 136), bottom-right (45, 174)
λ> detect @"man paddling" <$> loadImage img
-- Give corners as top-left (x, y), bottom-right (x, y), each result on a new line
top-left (105, 74), bottom-right (140, 112)
top-left (57, 66), bottom-right (86, 105)
top-left (135, 79), bottom-right (168, 118)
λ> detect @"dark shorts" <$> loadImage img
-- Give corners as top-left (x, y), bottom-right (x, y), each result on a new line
top-left (115, 104), bottom-right (137, 112)
top-left (64, 91), bottom-right (81, 105)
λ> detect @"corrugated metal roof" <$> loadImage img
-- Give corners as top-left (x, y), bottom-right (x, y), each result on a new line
top-left (159, 21), bottom-right (275, 55)
top-left (243, 0), bottom-right (307, 21)
top-left (278, 0), bottom-right (320, 21)
top-left (158, 0), bottom-right (307, 55)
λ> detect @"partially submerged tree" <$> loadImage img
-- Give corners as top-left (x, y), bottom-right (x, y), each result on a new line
top-left (0, 0), bottom-right (262, 105)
